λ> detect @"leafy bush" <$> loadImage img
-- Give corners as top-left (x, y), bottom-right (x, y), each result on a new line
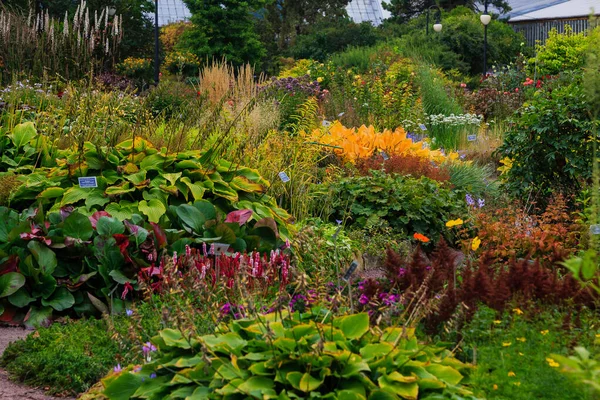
top-left (96, 310), bottom-right (481, 399)
top-left (316, 171), bottom-right (466, 243)
top-left (116, 57), bottom-right (154, 87)
top-left (291, 21), bottom-right (383, 62)
top-left (144, 81), bottom-right (202, 118)
top-left (530, 26), bottom-right (589, 76)
top-left (163, 51), bottom-right (200, 77)
top-left (497, 71), bottom-right (596, 202)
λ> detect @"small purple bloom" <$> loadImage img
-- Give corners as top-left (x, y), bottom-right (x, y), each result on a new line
top-left (478, 198), bottom-right (485, 208)
top-left (142, 342), bottom-right (157, 356)
top-left (113, 364), bottom-right (122, 373)
top-left (126, 309), bottom-right (133, 317)
top-left (398, 268), bottom-right (407, 276)
top-left (336, 219), bottom-right (342, 225)
top-left (150, 373), bottom-right (157, 379)
top-left (133, 366), bottom-right (142, 373)
top-left (466, 194), bottom-right (475, 207)
top-left (359, 294), bottom-right (369, 305)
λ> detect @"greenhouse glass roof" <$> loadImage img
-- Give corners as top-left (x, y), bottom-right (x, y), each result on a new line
top-left (151, 0), bottom-right (390, 27)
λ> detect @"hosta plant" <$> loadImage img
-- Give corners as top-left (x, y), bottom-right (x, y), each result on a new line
top-left (1, 123), bottom-right (291, 239)
top-left (94, 310), bottom-right (480, 399)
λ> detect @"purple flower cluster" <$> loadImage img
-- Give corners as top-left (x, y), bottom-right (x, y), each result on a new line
top-left (378, 293), bottom-right (400, 306)
top-left (466, 194), bottom-right (485, 208)
top-left (220, 302), bottom-right (245, 319)
top-left (262, 75), bottom-right (324, 99)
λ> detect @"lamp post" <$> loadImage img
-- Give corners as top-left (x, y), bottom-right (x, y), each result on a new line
top-left (154, 0), bottom-right (160, 84)
top-left (480, 0), bottom-right (492, 75)
top-left (426, 5), bottom-right (442, 35)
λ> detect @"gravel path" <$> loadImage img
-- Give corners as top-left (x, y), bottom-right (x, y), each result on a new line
top-left (0, 327), bottom-right (76, 400)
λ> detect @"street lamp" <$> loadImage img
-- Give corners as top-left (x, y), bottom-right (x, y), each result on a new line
top-left (153, 0), bottom-right (160, 84)
top-left (480, 0), bottom-right (491, 75)
top-left (426, 5), bottom-right (442, 35)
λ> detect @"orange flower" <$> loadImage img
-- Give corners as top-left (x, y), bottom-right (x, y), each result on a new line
top-left (413, 233), bottom-right (430, 243)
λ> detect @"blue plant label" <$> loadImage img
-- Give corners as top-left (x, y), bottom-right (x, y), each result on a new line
top-left (590, 224), bottom-right (600, 235)
top-left (78, 177), bottom-right (98, 188)
top-left (381, 151), bottom-right (390, 160)
top-left (467, 134), bottom-right (477, 142)
top-left (278, 171), bottom-right (291, 183)
top-left (419, 124), bottom-right (427, 131)
top-left (342, 261), bottom-right (359, 281)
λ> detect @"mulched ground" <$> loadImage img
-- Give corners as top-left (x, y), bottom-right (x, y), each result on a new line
top-left (0, 327), bottom-right (76, 400)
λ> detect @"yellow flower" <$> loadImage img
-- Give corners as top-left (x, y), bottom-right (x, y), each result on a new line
top-left (493, 384), bottom-right (498, 390)
top-left (502, 342), bottom-right (512, 347)
top-left (546, 358), bottom-right (560, 368)
top-left (513, 382), bottom-right (521, 386)
top-left (516, 337), bottom-right (526, 342)
top-left (471, 236), bottom-right (481, 251)
top-left (513, 308), bottom-right (524, 315)
top-left (508, 371), bottom-right (516, 377)
top-left (446, 218), bottom-right (464, 228)
top-left (540, 330), bottom-right (549, 336)
top-left (317, 77), bottom-right (324, 83)
top-left (519, 352), bottom-right (524, 356)
top-left (493, 320), bottom-right (502, 324)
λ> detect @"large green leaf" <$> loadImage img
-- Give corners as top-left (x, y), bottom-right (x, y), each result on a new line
top-left (24, 305), bottom-right (53, 328)
top-left (425, 365), bottom-right (463, 385)
top-left (11, 122), bottom-right (37, 147)
top-left (8, 287), bottom-right (35, 307)
top-left (377, 375), bottom-right (418, 400)
top-left (103, 370), bottom-right (144, 400)
top-left (176, 204), bottom-right (206, 234)
top-left (180, 177), bottom-right (205, 201)
top-left (61, 186), bottom-right (91, 206)
top-left (138, 199), bottom-right (166, 223)
top-left (41, 287), bottom-right (75, 311)
top-left (27, 241), bottom-right (57, 275)
top-left (63, 211), bottom-right (94, 240)
top-left (193, 200), bottom-right (216, 220)
top-left (96, 217), bottom-right (126, 236)
top-left (37, 187), bottom-right (66, 199)
top-left (0, 272), bottom-right (25, 297)
top-left (334, 313), bottom-right (369, 340)
top-left (287, 372), bottom-right (324, 392)
top-left (214, 223), bottom-right (236, 244)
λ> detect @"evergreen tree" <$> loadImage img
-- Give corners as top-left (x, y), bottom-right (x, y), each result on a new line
top-left (180, 0), bottom-right (268, 66)
top-left (383, 0), bottom-right (510, 24)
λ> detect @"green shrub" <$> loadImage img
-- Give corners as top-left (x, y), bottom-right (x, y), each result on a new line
top-left (446, 162), bottom-right (498, 199)
top-left (290, 21), bottom-right (383, 63)
top-left (530, 26), bottom-right (589, 76)
top-left (97, 310), bottom-right (482, 399)
top-left (0, 317), bottom-right (129, 395)
top-left (497, 71), bottom-right (597, 202)
top-left (144, 81), bottom-right (203, 119)
top-left (315, 171), bottom-right (466, 244)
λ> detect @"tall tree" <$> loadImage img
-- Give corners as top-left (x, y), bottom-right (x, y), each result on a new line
top-left (383, 0), bottom-right (510, 24)
top-left (180, 0), bottom-right (268, 66)
top-left (261, 0), bottom-right (351, 53)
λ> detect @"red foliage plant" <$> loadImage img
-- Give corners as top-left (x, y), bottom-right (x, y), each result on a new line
top-left (469, 195), bottom-right (582, 266)
top-left (380, 239), bottom-right (595, 333)
top-left (355, 153), bottom-right (451, 182)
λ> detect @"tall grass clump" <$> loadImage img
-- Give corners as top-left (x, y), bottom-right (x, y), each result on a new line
top-left (329, 45), bottom-right (379, 73)
top-left (0, 1), bottom-right (123, 83)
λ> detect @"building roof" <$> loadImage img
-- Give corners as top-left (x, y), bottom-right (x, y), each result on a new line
top-left (154, 0), bottom-right (191, 26)
top-left (347, 0), bottom-right (391, 26)
top-left (509, 0), bottom-right (598, 21)
top-left (150, 0), bottom-right (390, 27)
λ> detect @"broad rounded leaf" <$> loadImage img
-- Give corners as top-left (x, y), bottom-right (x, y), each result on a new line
top-left (37, 187), bottom-right (66, 199)
top-left (103, 370), bottom-right (144, 400)
top-left (11, 122), bottom-right (37, 147)
top-left (63, 211), bottom-right (94, 240)
top-left (23, 306), bottom-right (53, 328)
top-left (138, 199), bottom-right (166, 223)
top-left (176, 204), bottom-right (206, 233)
top-left (425, 364), bottom-right (463, 385)
top-left (41, 287), bottom-right (75, 311)
top-left (27, 241), bottom-right (57, 275)
top-left (96, 217), bottom-right (126, 236)
top-left (0, 272), bottom-right (26, 297)
top-left (335, 313), bottom-right (369, 339)
top-left (287, 372), bottom-right (324, 393)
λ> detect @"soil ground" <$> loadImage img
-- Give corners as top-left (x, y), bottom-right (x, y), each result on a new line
top-left (0, 327), bottom-right (76, 400)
